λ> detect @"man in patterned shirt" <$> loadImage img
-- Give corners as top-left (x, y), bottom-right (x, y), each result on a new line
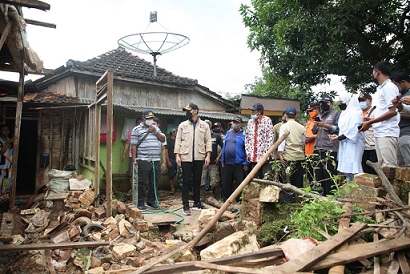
top-left (245, 102), bottom-right (274, 179)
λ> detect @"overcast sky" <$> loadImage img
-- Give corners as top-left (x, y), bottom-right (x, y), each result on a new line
top-left (0, 0), bottom-right (266, 96)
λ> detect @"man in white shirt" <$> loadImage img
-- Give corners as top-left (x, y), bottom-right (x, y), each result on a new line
top-left (361, 61), bottom-right (399, 167)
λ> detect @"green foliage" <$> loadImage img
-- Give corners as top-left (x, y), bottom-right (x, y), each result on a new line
top-left (291, 198), bottom-right (345, 241)
top-left (240, 0), bottom-right (410, 92)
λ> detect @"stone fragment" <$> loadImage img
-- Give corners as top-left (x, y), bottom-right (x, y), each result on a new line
top-left (133, 219), bottom-right (148, 232)
top-left (126, 257), bottom-right (141, 267)
top-left (135, 241), bottom-right (145, 251)
top-left (200, 230), bottom-right (259, 260)
top-left (140, 247), bottom-right (155, 260)
top-left (94, 208), bottom-right (106, 219)
top-left (112, 244), bottom-right (136, 260)
top-left (198, 208), bottom-right (217, 230)
top-left (242, 182), bottom-right (262, 201)
top-left (90, 256), bottom-right (101, 268)
top-left (118, 219), bottom-right (131, 238)
top-left (116, 201), bottom-right (127, 214)
top-left (86, 266), bottom-right (104, 274)
top-left (395, 167), bottom-right (410, 181)
top-left (382, 166), bottom-right (396, 180)
top-left (241, 198), bottom-right (262, 226)
top-left (354, 173), bottom-right (382, 187)
top-left (259, 185), bottom-right (280, 203)
top-left (348, 184), bottom-right (385, 211)
top-left (126, 205), bottom-right (142, 219)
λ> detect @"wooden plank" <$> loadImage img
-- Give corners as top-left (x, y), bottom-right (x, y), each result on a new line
top-left (374, 234), bottom-right (380, 274)
top-left (0, 241), bottom-right (109, 252)
top-left (106, 68), bottom-right (114, 218)
top-left (397, 252), bottom-right (410, 274)
top-left (269, 222), bottom-right (366, 273)
top-left (387, 257), bottom-right (400, 274)
top-left (142, 248), bottom-right (283, 274)
top-left (309, 237), bottom-right (410, 271)
top-left (0, 213), bottom-right (14, 242)
top-left (9, 69), bottom-right (24, 209)
top-left (195, 261), bottom-right (266, 274)
top-left (25, 18), bottom-right (56, 28)
top-left (0, 0), bottom-right (50, 10)
top-left (0, 22), bottom-right (11, 50)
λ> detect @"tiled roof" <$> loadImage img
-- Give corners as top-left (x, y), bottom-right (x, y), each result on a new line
top-left (24, 92), bottom-right (91, 105)
top-left (117, 105), bottom-right (248, 121)
top-left (66, 47), bottom-right (198, 87)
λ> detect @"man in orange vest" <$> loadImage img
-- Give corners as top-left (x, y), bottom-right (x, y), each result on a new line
top-left (305, 102), bottom-right (319, 183)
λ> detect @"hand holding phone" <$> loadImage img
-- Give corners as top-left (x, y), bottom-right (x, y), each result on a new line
top-left (314, 116), bottom-right (321, 122)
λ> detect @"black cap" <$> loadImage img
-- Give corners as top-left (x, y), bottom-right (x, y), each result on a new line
top-left (359, 92), bottom-right (372, 101)
top-left (182, 103), bottom-right (199, 111)
top-left (232, 116), bottom-right (243, 123)
top-left (320, 94), bottom-right (333, 103)
top-left (212, 122), bottom-right (222, 128)
top-left (249, 102), bottom-right (264, 111)
top-left (307, 102), bottom-right (319, 111)
top-left (142, 109), bottom-right (155, 119)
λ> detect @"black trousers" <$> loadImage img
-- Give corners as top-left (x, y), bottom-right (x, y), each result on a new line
top-left (282, 160), bottom-right (305, 188)
top-left (221, 163), bottom-right (245, 201)
top-left (362, 149), bottom-right (378, 175)
top-left (314, 150), bottom-right (338, 196)
top-left (249, 161), bottom-right (271, 179)
top-left (181, 160), bottom-right (204, 207)
top-left (137, 160), bottom-right (161, 206)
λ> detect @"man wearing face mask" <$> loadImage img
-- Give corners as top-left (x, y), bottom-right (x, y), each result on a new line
top-left (221, 116), bottom-right (249, 202)
top-left (360, 61), bottom-right (399, 167)
top-left (359, 93), bottom-right (378, 174)
top-left (391, 70), bottom-right (410, 166)
top-left (245, 102), bottom-right (274, 179)
top-left (305, 102), bottom-right (319, 183)
top-left (131, 110), bottom-right (166, 211)
top-left (175, 103), bottom-right (212, 216)
top-left (311, 94), bottom-right (340, 195)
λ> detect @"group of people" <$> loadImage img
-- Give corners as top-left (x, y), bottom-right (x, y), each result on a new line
top-left (128, 60), bottom-right (410, 214)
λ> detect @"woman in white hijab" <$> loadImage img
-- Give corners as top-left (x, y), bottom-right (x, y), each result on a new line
top-left (330, 93), bottom-right (365, 181)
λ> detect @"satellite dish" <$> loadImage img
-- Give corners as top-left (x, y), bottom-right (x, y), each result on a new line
top-left (118, 11), bottom-right (190, 76)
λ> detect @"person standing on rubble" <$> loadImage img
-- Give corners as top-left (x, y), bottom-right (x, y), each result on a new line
top-left (122, 117), bottom-right (143, 189)
top-left (131, 110), bottom-right (165, 211)
top-left (175, 103), bottom-right (212, 216)
top-left (0, 124), bottom-right (13, 196)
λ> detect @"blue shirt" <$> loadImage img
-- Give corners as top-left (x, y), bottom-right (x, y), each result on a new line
top-left (130, 123), bottom-right (162, 161)
top-left (221, 129), bottom-right (249, 166)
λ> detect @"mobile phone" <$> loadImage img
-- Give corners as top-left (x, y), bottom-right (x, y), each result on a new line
top-left (314, 116), bottom-right (321, 122)
top-left (397, 94), bottom-right (403, 101)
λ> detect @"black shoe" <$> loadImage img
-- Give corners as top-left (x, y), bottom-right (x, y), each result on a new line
top-left (182, 205), bottom-right (191, 216)
top-left (147, 202), bottom-right (159, 209)
top-left (192, 203), bottom-right (206, 211)
top-left (138, 204), bottom-right (148, 211)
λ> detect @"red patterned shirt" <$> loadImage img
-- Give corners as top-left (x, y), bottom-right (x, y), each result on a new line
top-left (245, 115), bottom-right (274, 162)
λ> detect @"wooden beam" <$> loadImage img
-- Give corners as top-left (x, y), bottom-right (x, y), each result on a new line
top-left (0, 22), bottom-right (12, 50)
top-left (309, 237), bottom-right (410, 271)
top-left (25, 18), bottom-right (55, 28)
top-left (106, 68), bottom-right (114, 218)
top-left (0, 0), bottom-right (50, 10)
top-left (9, 66), bottom-right (24, 209)
top-left (141, 248), bottom-right (283, 274)
top-left (268, 222), bottom-right (366, 273)
top-left (0, 241), bottom-right (109, 252)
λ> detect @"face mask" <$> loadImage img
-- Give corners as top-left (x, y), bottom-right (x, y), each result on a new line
top-left (213, 129), bottom-right (221, 133)
top-left (320, 103), bottom-right (330, 112)
top-left (231, 124), bottom-right (240, 131)
top-left (309, 111), bottom-right (316, 118)
top-left (282, 118), bottom-right (287, 123)
top-left (359, 102), bottom-right (368, 110)
top-left (251, 114), bottom-right (258, 120)
top-left (339, 103), bottom-right (347, 110)
top-left (145, 119), bottom-right (153, 126)
top-left (186, 112), bottom-right (193, 119)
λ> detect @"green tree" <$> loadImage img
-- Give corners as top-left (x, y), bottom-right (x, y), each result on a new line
top-left (240, 0), bottom-right (410, 92)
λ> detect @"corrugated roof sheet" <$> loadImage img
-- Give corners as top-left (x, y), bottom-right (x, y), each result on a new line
top-left (117, 105), bottom-right (248, 121)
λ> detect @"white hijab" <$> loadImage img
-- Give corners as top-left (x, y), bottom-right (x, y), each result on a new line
top-left (338, 93), bottom-right (362, 140)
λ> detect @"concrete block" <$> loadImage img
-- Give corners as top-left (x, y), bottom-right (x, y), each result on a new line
top-left (354, 173), bottom-right (382, 187)
top-left (259, 185), bottom-right (280, 203)
top-left (348, 184), bottom-right (385, 211)
top-left (200, 230), bottom-right (259, 260)
top-left (383, 166), bottom-right (396, 180)
top-left (242, 182), bottom-right (262, 201)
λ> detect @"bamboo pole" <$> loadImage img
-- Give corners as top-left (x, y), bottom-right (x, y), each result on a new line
top-left (132, 131), bottom-right (290, 274)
